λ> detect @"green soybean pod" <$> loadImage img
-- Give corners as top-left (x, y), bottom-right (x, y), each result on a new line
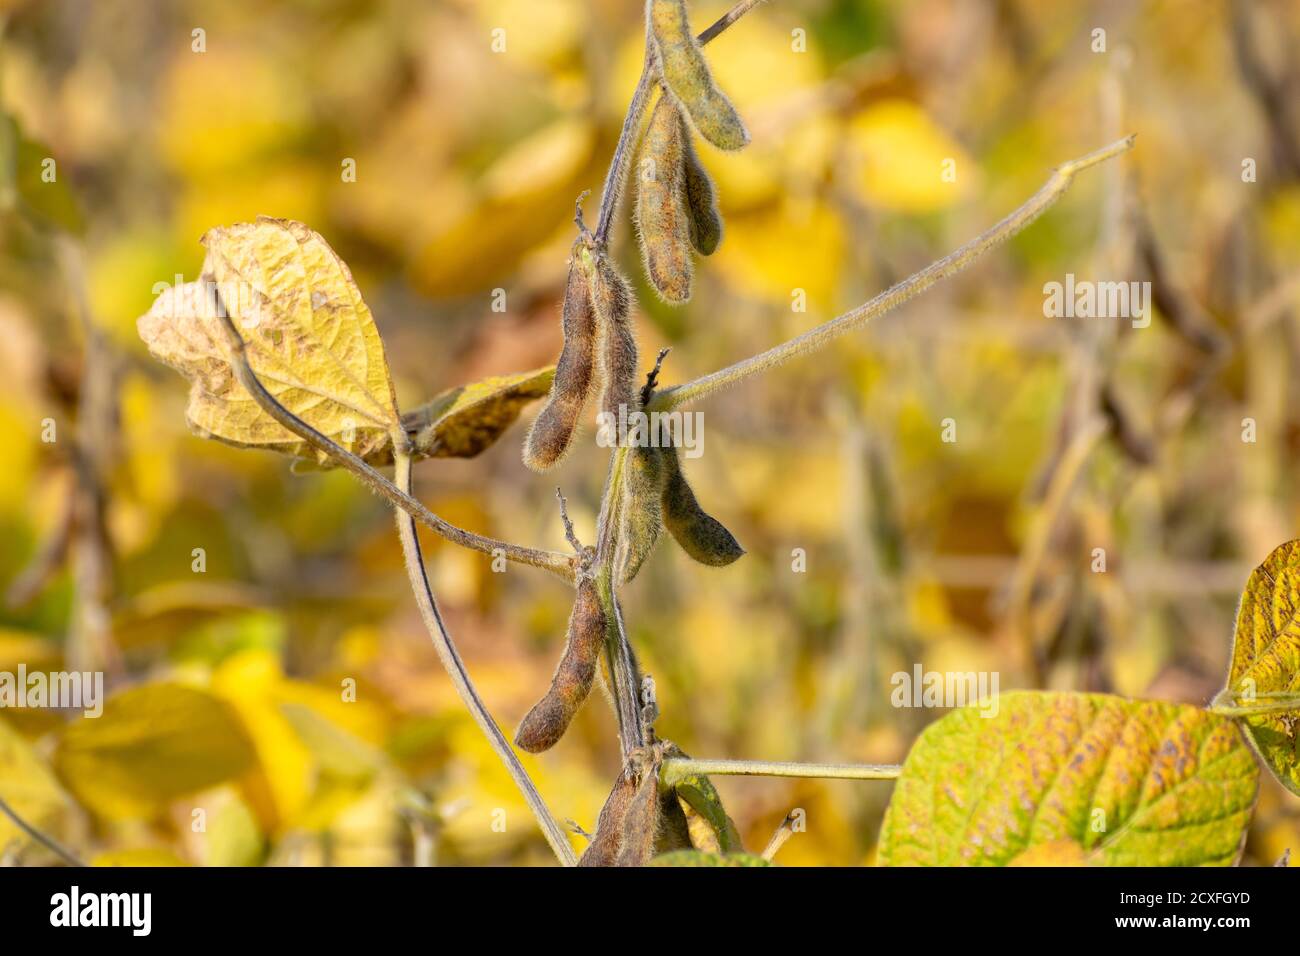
top-left (661, 448), bottom-right (744, 566)
top-left (523, 244), bottom-right (597, 471)
top-left (513, 577), bottom-right (606, 753)
top-left (615, 445), bottom-right (667, 586)
top-left (635, 94), bottom-right (693, 303)
top-left (648, 0), bottom-right (749, 151)
top-left (680, 119), bottom-right (723, 256)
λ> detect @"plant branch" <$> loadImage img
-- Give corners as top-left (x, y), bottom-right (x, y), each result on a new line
top-left (651, 135), bottom-right (1138, 412)
top-left (593, 0), bottom-right (768, 244)
top-left (0, 794), bottom-right (85, 866)
top-left (208, 304), bottom-right (577, 864)
top-left (661, 758), bottom-right (903, 784)
top-left (208, 289), bottom-right (575, 582)
top-left (394, 446), bottom-right (578, 866)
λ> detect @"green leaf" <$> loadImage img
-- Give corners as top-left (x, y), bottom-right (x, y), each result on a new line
top-left (878, 691), bottom-right (1257, 867)
top-left (54, 683), bottom-right (258, 820)
top-left (1222, 538), bottom-right (1300, 796)
top-left (649, 850), bottom-right (770, 867)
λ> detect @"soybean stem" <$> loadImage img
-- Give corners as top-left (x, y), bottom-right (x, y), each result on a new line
top-left (652, 136), bottom-right (1138, 411)
top-left (394, 447), bottom-right (578, 867)
top-left (661, 758), bottom-right (903, 783)
top-left (209, 286), bottom-right (575, 582)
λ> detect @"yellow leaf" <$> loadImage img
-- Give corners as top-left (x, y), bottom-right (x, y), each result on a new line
top-left (0, 716), bottom-right (77, 854)
top-left (136, 217), bottom-right (401, 463)
top-left (54, 683), bottom-right (257, 820)
top-left (1007, 839), bottom-right (1089, 867)
top-left (360, 365), bottom-right (555, 465)
top-left (1224, 538), bottom-right (1300, 796)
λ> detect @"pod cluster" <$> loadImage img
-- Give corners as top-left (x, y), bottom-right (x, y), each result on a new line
top-left (635, 0), bottom-right (741, 303)
top-left (578, 745), bottom-right (692, 866)
top-left (579, 741), bottom-right (739, 866)
top-left (524, 243), bottom-right (640, 471)
top-left (615, 444), bottom-right (745, 586)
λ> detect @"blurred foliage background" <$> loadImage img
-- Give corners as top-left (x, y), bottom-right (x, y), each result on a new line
top-left (1, 0), bottom-right (1299, 867)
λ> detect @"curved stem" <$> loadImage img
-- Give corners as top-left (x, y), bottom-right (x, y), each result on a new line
top-left (661, 758), bottom-right (903, 785)
top-left (651, 135), bottom-right (1137, 412)
top-left (0, 794), bottom-right (85, 866)
top-left (394, 447), bottom-right (578, 866)
top-left (210, 297), bottom-right (575, 582)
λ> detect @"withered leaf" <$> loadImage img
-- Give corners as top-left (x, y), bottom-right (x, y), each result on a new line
top-left (137, 216), bottom-right (400, 464)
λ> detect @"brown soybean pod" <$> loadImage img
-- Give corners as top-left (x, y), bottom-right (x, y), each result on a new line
top-left (661, 448), bottom-right (744, 566)
top-left (591, 253), bottom-right (639, 438)
top-left (680, 118), bottom-right (723, 256)
top-left (648, 0), bottom-right (749, 151)
top-left (579, 766), bottom-right (638, 866)
top-left (523, 244), bottom-right (597, 471)
top-left (513, 577), bottom-right (606, 753)
top-left (613, 765), bottom-right (662, 867)
top-left (635, 94), bottom-right (693, 303)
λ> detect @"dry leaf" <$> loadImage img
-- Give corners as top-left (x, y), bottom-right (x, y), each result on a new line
top-left (137, 216), bottom-right (400, 463)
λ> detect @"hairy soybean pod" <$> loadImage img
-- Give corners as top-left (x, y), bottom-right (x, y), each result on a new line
top-left (662, 448), bottom-right (744, 566)
top-left (523, 245), bottom-right (597, 472)
top-left (635, 95), bottom-right (693, 303)
top-left (591, 253), bottom-right (640, 438)
top-left (648, 0), bottom-right (749, 151)
top-left (514, 577), bottom-right (606, 753)
top-left (615, 446), bottom-right (667, 585)
top-left (681, 124), bottom-right (723, 256)
top-left (613, 765), bottom-right (663, 867)
top-left (580, 766), bottom-right (638, 866)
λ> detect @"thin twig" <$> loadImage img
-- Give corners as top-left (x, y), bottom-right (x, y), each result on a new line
top-left (661, 758), bottom-right (903, 783)
top-left (207, 285), bottom-right (576, 582)
top-left (0, 795), bottom-right (85, 867)
top-left (394, 447), bottom-right (578, 866)
top-left (651, 136), bottom-right (1137, 412)
top-left (761, 810), bottom-right (799, 861)
top-left (555, 487), bottom-right (584, 554)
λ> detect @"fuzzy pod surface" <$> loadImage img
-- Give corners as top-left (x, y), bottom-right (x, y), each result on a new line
top-left (523, 245), bottom-right (597, 471)
top-left (615, 445), bottom-right (668, 585)
top-left (514, 577), bottom-right (607, 753)
top-left (579, 767), bottom-right (639, 866)
top-left (635, 94), bottom-right (693, 303)
top-left (648, 0), bottom-right (749, 151)
top-left (591, 253), bottom-right (640, 444)
top-left (661, 448), bottom-right (744, 566)
top-left (680, 123), bottom-right (723, 256)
